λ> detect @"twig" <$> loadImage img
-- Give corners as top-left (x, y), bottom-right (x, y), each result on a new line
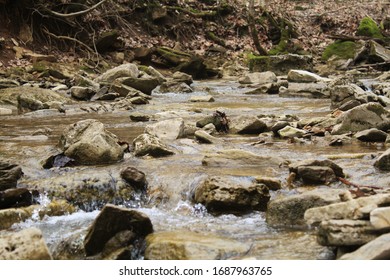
top-left (338, 177), bottom-right (383, 190)
top-left (44, 0), bottom-right (109, 18)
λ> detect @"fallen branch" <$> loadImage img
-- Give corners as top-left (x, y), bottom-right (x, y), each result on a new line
top-left (44, 0), bottom-right (109, 18)
top-left (338, 177), bottom-right (383, 190)
top-left (326, 34), bottom-right (385, 43)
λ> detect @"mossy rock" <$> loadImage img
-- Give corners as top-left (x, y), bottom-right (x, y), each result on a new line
top-left (356, 16), bottom-right (383, 39)
top-left (322, 40), bottom-right (357, 61)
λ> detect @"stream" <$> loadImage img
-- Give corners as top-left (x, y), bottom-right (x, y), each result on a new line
top-left (1, 79), bottom-right (388, 259)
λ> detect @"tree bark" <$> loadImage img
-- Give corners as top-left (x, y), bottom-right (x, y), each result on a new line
top-left (248, 0), bottom-right (267, 55)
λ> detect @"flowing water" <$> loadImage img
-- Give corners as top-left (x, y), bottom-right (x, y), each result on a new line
top-left (1, 80), bottom-right (388, 259)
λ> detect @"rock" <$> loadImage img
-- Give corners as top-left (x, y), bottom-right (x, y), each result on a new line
top-left (145, 118), bottom-right (185, 141)
top-left (287, 70), bottom-right (330, 83)
top-left (289, 159), bottom-right (344, 181)
top-left (244, 80), bottom-right (287, 95)
top-left (145, 231), bottom-right (250, 260)
top-left (129, 112), bottom-right (150, 122)
top-left (278, 126), bottom-right (307, 138)
top-left (370, 207), bottom-right (390, 230)
top-left (0, 107), bottom-right (12, 115)
top-left (249, 54), bottom-right (313, 75)
top-left (70, 86), bottom-right (95, 100)
top-left (84, 204), bottom-right (153, 256)
top-left (74, 74), bottom-right (100, 91)
top-left (172, 71), bottom-right (193, 85)
top-left (193, 176), bottom-right (270, 214)
top-left (151, 5), bottom-right (167, 20)
top-left (329, 84), bottom-right (370, 109)
top-left (132, 133), bottom-right (175, 157)
top-left (118, 76), bottom-right (160, 95)
top-left (134, 47), bottom-right (154, 62)
top-left (271, 121), bottom-right (290, 136)
top-left (0, 188), bottom-right (32, 209)
top-left (266, 189), bottom-right (346, 227)
top-left (96, 30), bottom-right (119, 52)
top-left (317, 219), bottom-right (378, 246)
top-left (338, 99), bottom-right (362, 111)
top-left (254, 176), bottom-right (281, 191)
top-left (196, 114), bottom-right (227, 132)
top-left (238, 71), bottom-right (277, 85)
top-left (128, 96), bottom-right (149, 105)
top-left (91, 87), bottom-right (120, 101)
top-left (229, 116), bottom-right (267, 134)
top-left (0, 228), bottom-right (52, 260)
top-left (120, 167), bottom-right (147, 189)
top-left (340, 233), bottom-right (390, 260)
top-left (59, 119), bottom-right (125, 165)
top-left (95, 63), bottom-right (139, 83)
top-left (0, 162), bottom-right (23, 191)
top-left (355, 128), bottom-right (388, 142)
top-left (142, 66), bottom-right (166, 83)
top-left (0, 206), bottom-right (36, 230)
top-left (279, 82), bottom-right (329, 98)
top-left (374, 148), bottom-right (390, 171)
top-left (202, 149), bottom-right (285, 168)
top-left (304, 194), bottom-right (390, 225)
top-left (159, 81), bottom-right (193, 93)
top-left (368, 40), bottom-right (390, 62)
top-left (190, 95), bottom-right (215, 102)
top-left (51, 230), bottom-right (87, 260)
top-left (331, 103), bottom-right (390, 135)
top-left (0, 78), bottom-right (19, 89)
top-left (194, 130), bottom-right (220, 144)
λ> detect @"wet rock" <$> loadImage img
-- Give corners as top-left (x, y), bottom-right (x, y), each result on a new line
top-left (338, 99), bottom-right (362, 111)
top-left (0, 188), bottom-right (32, 209)
top-left (271, 121), bottom-right (290, 136)
top-left (132, 133), bottom-right (175, 157)
top-left (0, 161), bottom-right (23, 191)
top-left (84, 204), bottom-right (153, 256)
top-left (194, 130), bottom-right (220, 144)
top-left (304, 194), bottom-right (390, 225)
top-left (118, 76), bottom-right (160, 95)
top-left (244, 80), bottom-right (287, 95)
top-left (196, 114), bottom-right (227, 132)
top-left (145, 118), bottom-right (185, 141)
top-left (95, 63), bottom-right (139, 83)
top-left (287, 70), bottom-right (330, 83)
top-left (229, 116), bottom-right (267, 134)
top-left (355, 128), bottom-right (388, 142)
top-left (238, 71), bottom-right (277, 85)
top-left (0, 107), bottom-right (12, 115)
top-left (374, 148), bottom-right (390, 170)
top-left (172, 71), bottom-right (193, 85)
top-left (129, 112), bottom-right (150, 122)
top-left (317, 219), bottom-right (379, 246)
top-left (145, 231), bottom-right (250, 260)
top-left (266, 189), bottom-right (346, 227)
top-left (159, 81), bottom-right (193, 93)
top-left (0, 206), bottom-right (36, 230)
top-left (193, 176), bottom-right (270, 213)
top-left (202, 149), bottom-right (285, 167)
top-left (52, 230), bottom-right (87, 260)
top-left (370, 207), bottom-right (390, 230)
top-left (368, 40), bottom-right (390, 62)
top-left (128, 96), bottom-right (149, 105)
top-left (289, 159), bottom-right (344, 183)
top-left (249, 54), bottom-right (313, 75)
top-left (91, 89), bottom-right (120, 101)
top-left (70, 86), bottom-right (95, 100)
top-left (254, 176), bottom-right (281, 191)
top-left (190, 95), bottom-right (215, 102)
top-left (0, 78), bottom-right (19, 89)
top-left (331, 103), bottom-right (390, 135)
top-left (340, 233), bottom-right (390, 260)
top-left (279, 82), bottom-right (329, 98)
top-left (329, 84), bottom-right (374, 109)
top-left (278, 126), bottom-right (307, 138)
top-left (59, 119), bottom-right (125, 165)
top-left (0, 228), bottom-right (52, 260)
top-left (120, 167), bottom-right (147, 189)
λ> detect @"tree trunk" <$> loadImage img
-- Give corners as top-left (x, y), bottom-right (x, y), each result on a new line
top-left (248, 0), bottom-right (267, 55)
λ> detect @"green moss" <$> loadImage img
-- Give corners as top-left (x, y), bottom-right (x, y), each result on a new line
top-left (356, 16), bottom-right (383, 39)
top-left (322, 40), bottom-right (357, 61)
top-left (247, 53), bottom-right (270, 71)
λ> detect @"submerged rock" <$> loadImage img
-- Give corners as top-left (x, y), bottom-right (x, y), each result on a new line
top-left (193, 176), bottom-right (270, 214)
top-left (145, 231), bottom-right (250, 260)
top-left (0, 228), bottom-right (52, 260)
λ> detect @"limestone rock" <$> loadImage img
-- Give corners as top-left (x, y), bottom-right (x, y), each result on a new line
top-left (132, 133), bottom-right (175, 157)
top-left (145, 231), bottom-right (250, 260)
top-left (95, 63), bottom-right (139, 83)
top-left (0, 78), bottom-right (19, 89)
top-left (194, 130), bottom-right (220, 144)
top-left (118, 76), bottom-right (160, 95)
top-left (0, 107), bottom-right (12, 115)
top-left (368, 40), bottom-right (390, 62)
top-left (159, 81), bottom-right (193, 93)
top-left (279, 82), bottom-right (329, 99)
top-left (355, 128), bottom-right (387, 142)
top-left (193, 176), bottom-right (270, 213)
top-left (297, 166), bottom-right (337, 184)
top-left (145, 118), bottom-right (185, 141)
top-left (70, 86), bottom-right (95, 100)
top-left (266, 189), bottom-right (346, 226)
top-left (229, 116), bottom-right (267, 134)
top-left (0, 161), bottom-right (23, 191)
top-left (0, 206), bottom-right (36, 230)
top-left (287, 70), bottom-right (330, 83)
top-left (172, 71), bottom-right (193, 85)
top-left (340, 233), bottom-right (390, 260)
top-left (0, 228), bottom-right (52, 260)
top-left (59, 119), bottom-right (125, 165)
top-left (278, 126), bottom-right (307, 138)
top-left (370, 207), bottom-right (390, 230)
top-left (120, 167), bottom-right (147, 189)
top-left (238, 71), bottom-right (277, 85)
top-left (84, 204), bottom-right (153, 256)
top-left (254, 176), bottom-right (281, 191)
top-left (129, 112), bottom-right (150, 122)
top-left (374, 148), bottom-right (390, 171)
top-left (190, 95), bottom-right (215, 102)
top-left (329, 84), bottom-right (373, 109)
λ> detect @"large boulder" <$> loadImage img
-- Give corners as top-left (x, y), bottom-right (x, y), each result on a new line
top-left (329, 84), bottom-right (376, 110)
top-left (117, 76), bottom-right (160, 95)
top-left (84, 204), bottom-right (153, 257)
top-left (95, 63), bottom-right (139, 83)
top-left (144, 118), bottom-right (185, 141)
top-left (132, 133), bottom-right (175, 157)
top-left (193, 176), bottom-right (270, 214)
top-left (279, 82), bottom-right (329, 99)
top-left (0, 228), bottom-right (52, 260)
top-left (59, 119), bottom-right (125, 165)
top-left (145, 231), bottom-right (250, 260)
top-left (0, 161), bottom-right (22, 191)
top-left (229, 116), bottom-right (267, 134)
top-left (287, 70), bottom-right (330, 83)
top-left (266, 189), bottom-right (346, 227)
top-left (331, 103), bottom-right (390, 135)
top-left (249, 54), bottom-right (313, 75)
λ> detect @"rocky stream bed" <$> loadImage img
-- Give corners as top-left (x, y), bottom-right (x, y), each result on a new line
top-left (1, 62), bottom-right (390, 260)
